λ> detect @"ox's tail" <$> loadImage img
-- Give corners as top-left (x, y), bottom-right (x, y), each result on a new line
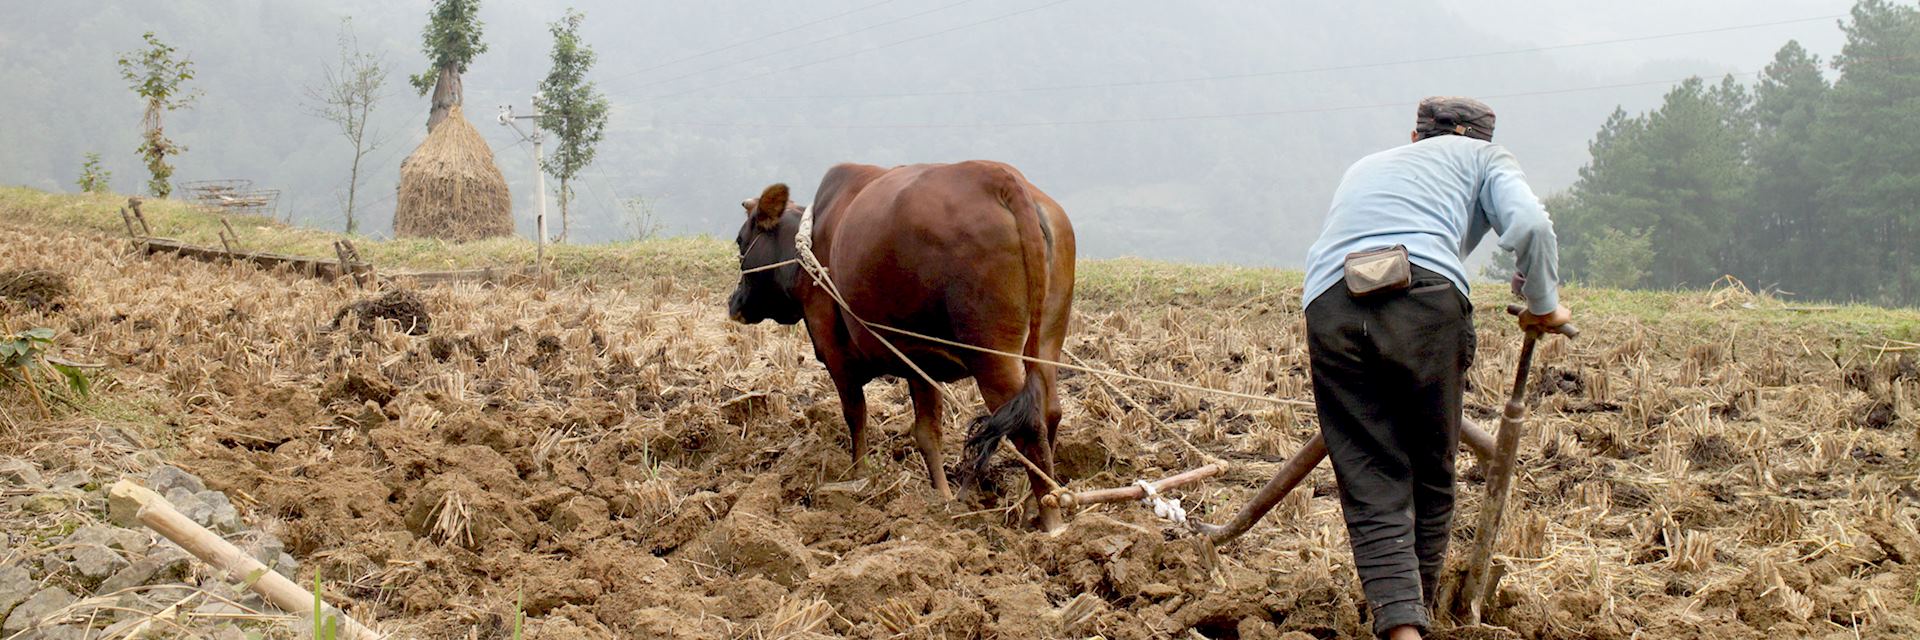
top-left (958, 167), bottom-right (1053, 492)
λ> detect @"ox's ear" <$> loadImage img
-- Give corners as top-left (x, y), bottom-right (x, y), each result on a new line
top-left (751, 183), bottom-right (789, 231)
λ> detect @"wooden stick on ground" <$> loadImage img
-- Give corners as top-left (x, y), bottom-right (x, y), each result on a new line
top-left (118, 207), bottom-right (139, 239)
top-left (339, 240), bottom-right (373, 288)
top-left (219, 219), bottom-right (246, 264)
top-left (128, 198), bottom-right (152, 237)
top-left (332, 241), bottom-right (366, 289)
top-left (108, 480), bottom-right (383, 640)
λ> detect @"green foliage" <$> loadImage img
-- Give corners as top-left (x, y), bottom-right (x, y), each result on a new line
top-left (116, 31), bottom-right (197, 199)
top-left (1, 328), bottom-right (90, 400)
top-left (75, 153), bottom-right (112, 194)
top-left (1809, 0), bottom-right (1920, 305)
top-left (535, 8), bottom-right (611, 242)
top-left (1560, 0), bottom-right (1920, 306)
top-left (1480, 247), bottom-right (1517, 283)
top-left (1556, 77), bottom-right (1751, 289)
top-left (1587, 227), bottom-right (1654, 289)
top-left (313, 573), bottom-right (340, 640)
top-left (0, 328), bottom-right (55, 367)
top-left (513, 588), bottom-right (525, 640)
top-left (409, 0), bottom-right (488, 96)
top-left (1741, 40), bottom-right (1829, 293)
top-left (116, 32), bottom-right (198, 112)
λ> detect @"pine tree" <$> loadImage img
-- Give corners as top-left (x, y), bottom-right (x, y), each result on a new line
top-left (1743, 40), bottom-right (1828, 294)
top-left (1556, 108), bottom-right (1658, 283)
top-left (1558, 78), bottom-right (1752, 288)
top-left (1811, 0), bottom-right (1920, 304)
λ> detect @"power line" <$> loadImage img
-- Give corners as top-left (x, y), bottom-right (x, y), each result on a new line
top-left (578, 171), bottom-right (623, 216)
top-left (643, 0), bottom-right (1077, 100)
top-left (651, 13), bottom-right (1847, 102)
top-left (649, 74), bottom-right (1751, 130)
top-left (609, 0), bottom-right (982, 97)
top-left (600, 0), bottom-right (906, 84)
top-left (650, 49), bottom-right (1920, 131)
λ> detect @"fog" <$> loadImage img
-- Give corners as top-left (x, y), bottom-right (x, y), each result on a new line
top-left (0, 0), bottom-right (1855, 268)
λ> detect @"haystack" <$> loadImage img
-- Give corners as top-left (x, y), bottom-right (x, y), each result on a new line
top-left (394, 105), bottom-right (513, 241)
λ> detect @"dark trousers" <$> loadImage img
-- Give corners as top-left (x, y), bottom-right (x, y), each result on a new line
top-left (1305, 267), bottom-right (1475, 639)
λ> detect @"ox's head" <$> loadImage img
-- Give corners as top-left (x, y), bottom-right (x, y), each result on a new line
top-left (728, 183), bottom-right (805, 325)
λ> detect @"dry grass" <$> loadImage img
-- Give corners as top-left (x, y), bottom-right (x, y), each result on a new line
top-left (393, 106), bottom-right (513, 242)
top-left (762, 597), bottom-right (834, 639)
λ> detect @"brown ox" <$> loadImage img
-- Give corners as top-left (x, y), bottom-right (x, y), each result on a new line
top-left (727, 161), bottom-right (1076, 530)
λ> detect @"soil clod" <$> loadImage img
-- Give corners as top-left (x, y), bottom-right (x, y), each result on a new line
top-left (0, 268), bottom-right (72, 312)
top-left (332, 289), bottom-right (431, 335)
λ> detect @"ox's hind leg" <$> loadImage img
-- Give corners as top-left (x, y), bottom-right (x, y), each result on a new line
top-left (972, 359), bottom-right (1063, 532)
top-left (1039, 362), bottom-right (1063, 452)
top-left (907, 377), bottom-right (953, 500)
top-left (832, 376), bottom-right (871, 470)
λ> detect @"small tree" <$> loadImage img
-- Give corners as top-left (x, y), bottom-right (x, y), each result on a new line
top-left (75, 153), bottom-right (112, 194)
top-left (305, 18), bottom-right (391, 234)
top-left (409, 0), bottom-right (487, 131)
top-left (534, 8), bottom-right (610, 243)
top-left (117, 32), bottom-right (198, 198)
top-left (620, 195), bottom-right (664, 241)
top-left (1588, 226), bottom-right (1655, 290)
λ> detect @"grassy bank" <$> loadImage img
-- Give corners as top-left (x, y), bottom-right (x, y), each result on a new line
top-left (5, 186), bottom-right (1916, 342)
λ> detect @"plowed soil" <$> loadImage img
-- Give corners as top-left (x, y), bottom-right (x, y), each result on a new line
top-left (6, 225), bottom-right (1919, 639)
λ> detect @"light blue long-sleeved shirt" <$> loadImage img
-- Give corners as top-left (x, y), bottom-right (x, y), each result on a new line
top-left (1302, 135), bottom-right (1560, 314)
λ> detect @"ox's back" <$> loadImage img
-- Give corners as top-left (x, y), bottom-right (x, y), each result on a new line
top-left (806, 161), bottom-right (1070, 377)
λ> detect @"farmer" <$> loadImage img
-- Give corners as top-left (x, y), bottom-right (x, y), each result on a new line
top-left (1299, 96), bottom-right (1570, 640)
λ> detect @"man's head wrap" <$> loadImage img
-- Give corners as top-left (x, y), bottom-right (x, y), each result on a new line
top-left (1416, 96), bottom-right (1496, 142)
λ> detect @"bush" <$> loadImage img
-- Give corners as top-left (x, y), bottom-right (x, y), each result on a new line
top-left (75, 153), bottom-right (112, 194)
top-left (1589, 227), bottom-right (1654, 289)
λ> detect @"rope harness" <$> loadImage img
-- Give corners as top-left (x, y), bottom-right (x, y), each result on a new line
top-left (790, 205), bottom-right (1063, 493)
top-left (745, 205), bottom-right (1288, 523)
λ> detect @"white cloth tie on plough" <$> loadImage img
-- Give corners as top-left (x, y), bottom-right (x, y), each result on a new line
top-left (1134, 480), bottom-right (1186, 524)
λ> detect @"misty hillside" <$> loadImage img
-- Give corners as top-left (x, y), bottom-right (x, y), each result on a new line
top-left (0, 0), bottom-right (1854, 265)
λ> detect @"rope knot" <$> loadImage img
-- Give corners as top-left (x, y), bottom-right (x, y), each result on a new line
top-left (1133, 479), bottom-right (1158, 499)
top-left (1136, 480), bottom-right (1186, 523)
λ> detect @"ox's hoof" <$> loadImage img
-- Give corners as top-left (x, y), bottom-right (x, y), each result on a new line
top-left (1038, 506), bottom-right (1065, 534)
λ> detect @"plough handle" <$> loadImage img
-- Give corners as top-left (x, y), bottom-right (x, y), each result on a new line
top-left (1505, 304), bottom-right (1580, 339)
top-left (1190, 419), bottom-right (1498, 544)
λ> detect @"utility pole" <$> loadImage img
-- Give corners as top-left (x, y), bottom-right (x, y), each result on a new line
top-left (498, 93), bottom-right (548, 277)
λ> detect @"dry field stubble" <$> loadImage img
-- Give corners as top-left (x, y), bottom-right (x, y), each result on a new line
top-left (3, 217), bottom-right (1919, 639)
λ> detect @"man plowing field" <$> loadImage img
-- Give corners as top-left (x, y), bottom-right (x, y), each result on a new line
top-left (1299, 97), bottom-right (1572, 640)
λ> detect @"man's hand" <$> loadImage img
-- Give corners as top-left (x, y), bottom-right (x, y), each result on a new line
top-left (1517, 304), bottom-right (1572, 334)
top-left (1510, 273), bottom-right (1526, 298)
